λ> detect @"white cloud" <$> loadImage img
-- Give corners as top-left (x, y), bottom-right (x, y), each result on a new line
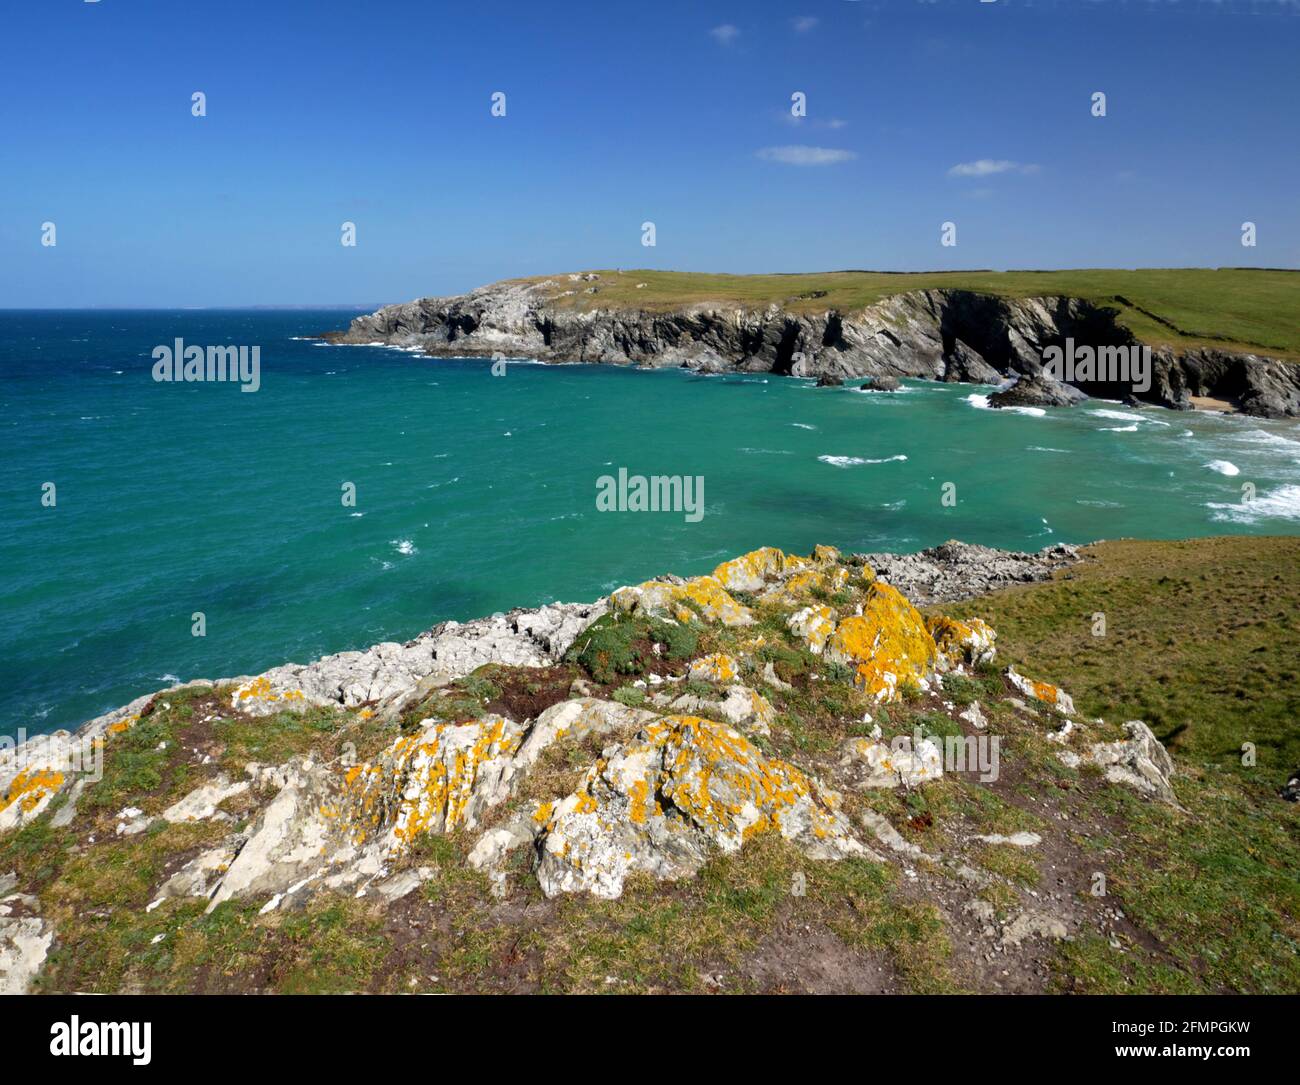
top-left (792, 16), bottom-right (819, 32)
top-left (709, 24), bottom-right (740, 45)
top-left (757, 145), bottom-right (857, 166)
top-left (947, 159), bottom-right (1039, 177)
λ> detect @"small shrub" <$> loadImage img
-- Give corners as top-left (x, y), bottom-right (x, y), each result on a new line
top-left (612, 685), bottom-right (647, 707)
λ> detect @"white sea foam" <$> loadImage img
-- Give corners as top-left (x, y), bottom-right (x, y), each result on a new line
top-left (1028, 446), bottom-right (1069, 453)
top-left (818, 454), bottom-right (907, 468)
top-left (1203, 460), bottom-right (1240, 476)
top-left (1100, 424), bottom-right (1139, 432)
top-left (790, 423), bottom-right (817, 430)
top-left (391, 539), bottom-right (417, 555)
top-left (965, 393), bottom-right (1045, 417)
top-left (1088, 408), bottom-right (1169, 426)
top-left (1207, 484), bottom-right (1300, 523)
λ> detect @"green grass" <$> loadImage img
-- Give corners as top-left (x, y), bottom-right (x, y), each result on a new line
top-left (944, 535), bottom-right (1300, 992)
top-left (944, 536), bottom-right (1300, 779)
top-left (520, 267), bottom-right (1300, 359)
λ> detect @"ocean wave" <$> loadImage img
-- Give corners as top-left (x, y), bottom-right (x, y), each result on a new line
top-left (1089, 408), bottom-right (1169, 426)
top-left (1100, 424), bottom-right (1139, 432)
top-left (965, 393), bottom-right (1045, 417)
top-left (739, 447), bottom-right (793, 455)
top-left (790, 423), bottom-right (817, 430)
top-left (818, 454), bottom-right (908, 468)
top-left (1229, 428), bottom-right (1300, 455)
top-left (390, 539), bottom-right (417, 556)
top-left (1207, 484), bottom-right (1300, 523)
top-left (1028, 446), bottom-right (1068, 453)
top-left (1203, 460), bottom-right (1240, 476)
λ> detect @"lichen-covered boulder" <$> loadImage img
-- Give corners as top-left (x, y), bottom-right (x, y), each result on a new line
top-left (825, 583), bottom-right (937, 701)
top-left (1005, 667), bottom-right (1076, 715)
top-left (230, 675), bottom-right (319, 716)
top-left (838, 736), bottom-right (943, 789)
top-left (759, 564), bottom-right (852, 607)
top-left (788, 604), bottom-right (837, 655)
top-left (927, 615), bottom-right (997, 670)
top-left (609, 575), bottom-right (753, 626)
top-left (0, 768), bottom-right (68, 833)
top-left (688, 653), bottom-right (742, 684)
top-left (0, 898), bottom-right (52, 995)
top-left (535, 715), bottom-right (870, 898)
top-left (653, 686), bottom-right (776, 738)
top-left (1088, 721), bottom-right (1176, 802)
top-left (338, 715), bottom-right (524, 856)
top-left (712, 547), bottom-right (787, 592)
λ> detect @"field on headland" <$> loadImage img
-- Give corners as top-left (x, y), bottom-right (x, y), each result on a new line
top-left (523, 268), bottom-right (1300, 360)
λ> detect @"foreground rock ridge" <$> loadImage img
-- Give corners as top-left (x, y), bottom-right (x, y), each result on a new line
top-left (323, 275), bottom-right (1300, 418)
top-left (2, 538), bottom-right (1190, 994)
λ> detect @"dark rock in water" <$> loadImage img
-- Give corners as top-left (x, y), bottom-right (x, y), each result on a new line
top-left (989, 373), bottom-right (1088, 409)
top-left (816, 373), bottom-right (843, 388)
top-left (1282, 770), bottom-right (1300, 802)
top-left (861, 374), bottom-right (901, 392)
top-left (942, 338), bottom-right (1003, 384)
top-left (1122, 393), bottom-right (1143, 408)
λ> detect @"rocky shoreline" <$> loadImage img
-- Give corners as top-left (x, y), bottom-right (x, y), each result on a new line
top-left (8, 538), bottom-right (1131, 992)
top-left (3, 540), bottom-right (1079, 765)
top-left (322, 275), bottom-right (1300, 418)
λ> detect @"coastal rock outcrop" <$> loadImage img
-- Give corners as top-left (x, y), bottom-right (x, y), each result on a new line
top-left (3, 539), bottom-right (1202, 993)
top-left (533, 715), bottom-right (872, 899)
top-left (323, 277), bottom-right (1300, 418)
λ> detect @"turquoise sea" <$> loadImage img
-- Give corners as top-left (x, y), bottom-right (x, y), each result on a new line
top-left (4, 309), bottom-right (1300, 739)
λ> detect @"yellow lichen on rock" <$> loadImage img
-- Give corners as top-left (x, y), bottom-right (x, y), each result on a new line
top-left (687, 652), bottom-right (741, 684)
top-left (926, 615), bottom-right (997, 670)
top-left (787, 604), bottom-right (838, 655)
top-left (712, 547), bottom-right (787, 592)
top-left (0, 767), bottom-right (67, 831)
top-left (1, 768), bottom-right (65, 816)
top-left (533, 714), bottom-right (866, 897)
top-left (609, 575), bottom-right (753, 626)
top-left (1005, 667), bottom-right (1076, 715)
top-left (106, 714), bottom-right (139, 736)
top-left (826, 582), bottom-right (937, 701)
top-left (231, 675), bottom-right (306, 713)
top-left (761, 564), bottom-right (851, 606)
top-left (338, 714), bottom-right (523, 857)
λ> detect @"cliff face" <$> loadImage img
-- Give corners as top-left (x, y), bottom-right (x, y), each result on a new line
top-left (325, 276), bottom-right (1300, 418)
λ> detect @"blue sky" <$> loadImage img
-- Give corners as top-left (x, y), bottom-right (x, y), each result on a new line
top-left (2, 0), bottom-right (1297, 306)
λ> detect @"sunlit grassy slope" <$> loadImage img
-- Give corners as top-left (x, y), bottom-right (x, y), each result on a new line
top-left (517, 268), bottom-right (1300, 359)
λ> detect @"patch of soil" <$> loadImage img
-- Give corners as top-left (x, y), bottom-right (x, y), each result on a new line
top-left (484, 665), bottom-right (584, 722)
top-left (741, 919), bottom-right (898, 994)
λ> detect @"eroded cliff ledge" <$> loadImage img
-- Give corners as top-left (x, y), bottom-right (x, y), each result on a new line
top-left (323, 275), bottom-right (1300, 418)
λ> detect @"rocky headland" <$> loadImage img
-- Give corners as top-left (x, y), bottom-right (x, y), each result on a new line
top-left (322, 274), bottom-right (1300, 418)
top-left (4, 538), bottom-right (1222, 995)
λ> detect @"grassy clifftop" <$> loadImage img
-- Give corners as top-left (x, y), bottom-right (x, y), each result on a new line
top-left (518, 268), bottom-right (1300, 360)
